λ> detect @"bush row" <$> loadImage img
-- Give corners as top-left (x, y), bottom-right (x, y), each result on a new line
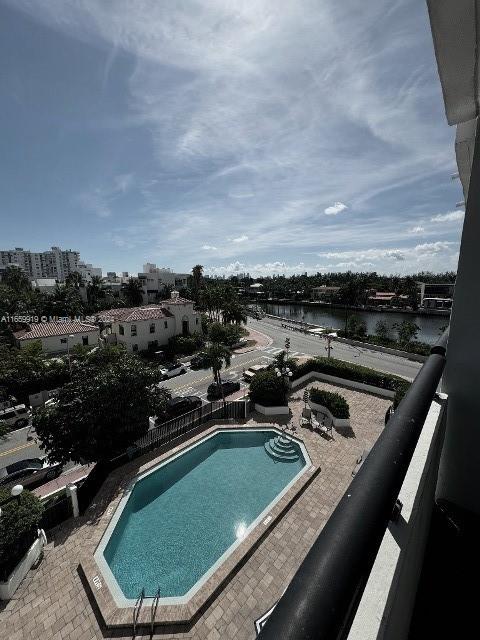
top-left (337, 332), bottom-right (431, 356)
top-left (309, 388), bottom-right (350, 418)
top-left (292, 356), bottom-right (410, 408)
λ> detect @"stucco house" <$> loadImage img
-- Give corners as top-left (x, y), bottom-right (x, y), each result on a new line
top-left (98, 291), bottom-right (201, 353)
top-left (14, 321), bottom-right (100, 354)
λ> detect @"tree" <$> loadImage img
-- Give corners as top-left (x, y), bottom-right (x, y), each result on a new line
top-left (123, 278), bottom-right (144, 306)
top-left (394, 320), bottom-right (419, 345)
top-left (86, 275), bottom-right (104, 308)
top-left (204, 343), bottom-right (231, 387)
top-left (1, 265), bottom-right (31, 291)
top-left (346, 314), bottom-right (366, 337)
top-left (191, 265), bottom-right (204, 301)
top-left (375, 319), bottom-right (390, 342)
top-left (32, 347), bottom-right (170, 463)
top-left (65, 271), bottom-right (84, 289)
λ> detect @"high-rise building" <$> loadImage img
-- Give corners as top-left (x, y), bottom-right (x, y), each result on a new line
top-left (0, 246), bottom-right (100, 282)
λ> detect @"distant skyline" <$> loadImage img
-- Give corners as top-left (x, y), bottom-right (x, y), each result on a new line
top-left (0, 1), bottom-right (464, 277)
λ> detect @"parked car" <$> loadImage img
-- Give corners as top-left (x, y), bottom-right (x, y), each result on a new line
top-left (352, 448), bottom-right (371, 477)
top-left (0, 404), bottom-right (31, 429)
top-left (0, 456), bottom-right (63, 489)
top-left (190, 352), bottom-right (209, 369)
top-left (243, 363), bottom-right (270, 382)
top-left (166, 395), bottom-right (203, 418)
top-left (0, 395), bottom-right (18, 412)
top-left (207, 379), bottom-right (241, 399)
top-left (158, 362), bottom-right (187, 381)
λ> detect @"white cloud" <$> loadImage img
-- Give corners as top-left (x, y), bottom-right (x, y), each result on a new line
top-left (409, 225), bottom-right (425, 234)
top-left (324, 202), bottom-right (348, 216)
top-left (201, 244), bottom-right (217, 251)
top-left (231, 235), bottom-right (249, 243)
top-left (430, 210), bottom-right (464, 223)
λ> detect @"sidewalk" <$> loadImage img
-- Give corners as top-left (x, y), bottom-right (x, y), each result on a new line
top-left (33, 463), bottom-right (93, 498)
top-left (234, 326), bottom-right (273, 353)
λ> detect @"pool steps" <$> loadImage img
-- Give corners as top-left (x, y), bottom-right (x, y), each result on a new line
top-left (264, 434), bottom-right (300, 462)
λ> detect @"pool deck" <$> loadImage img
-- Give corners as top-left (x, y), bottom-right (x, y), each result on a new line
top-left (1, 381), bottom-right (390, 640)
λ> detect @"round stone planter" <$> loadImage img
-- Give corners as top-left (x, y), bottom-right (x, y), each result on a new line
top-left (254, 403), bottom-right (290, 416)
top-left (308, 399), bottom-right (350, 428)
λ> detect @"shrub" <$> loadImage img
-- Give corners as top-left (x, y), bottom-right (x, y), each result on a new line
top-left (249, 370), bottom-right (287, 406)
top-left (167, 334), bottom-right (205, 356)
top-left (0, 488), bottom-right (44, 570)
top-left (309, 388), bottom-right (350, 419)
top-left (293, 356), bottom-right (409, 408)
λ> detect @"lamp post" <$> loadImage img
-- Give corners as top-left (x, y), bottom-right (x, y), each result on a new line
top-left (66, 334), bottom-right (75, 377)
top-left (325, 332), bottom-right (337, 359)
top-left (275, 365), bottom-right (292, 405)
top-left (0, 484), bottom-right (24, 518)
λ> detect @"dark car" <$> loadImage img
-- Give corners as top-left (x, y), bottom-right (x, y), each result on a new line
top-left (190, 352), bottom-right (209, 369)
top-left (0, 457), bottom-right (63, 489)
top-left (207, 379), bottom-right (241, 399)
top-left (166, 395), bottom-right (203, 418)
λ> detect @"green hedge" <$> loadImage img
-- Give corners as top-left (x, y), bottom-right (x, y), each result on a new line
top-left (249, 370), bottom-right (287, 406)
top-left (337, 332), bottom-right (431, 356)
top-left (309, 388), bottom-right (350, 418)
top-left (293, 356), bottom-right (409, 408)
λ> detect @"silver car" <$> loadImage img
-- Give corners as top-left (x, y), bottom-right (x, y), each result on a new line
top-left (0, 457), bottom-right (63, 489)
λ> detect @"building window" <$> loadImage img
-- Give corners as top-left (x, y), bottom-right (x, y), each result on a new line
top-left (132, 344), bottom-right (138, 352)
top-left (164, 321), bottom-right (168, 329)
top-left (149, 323), bottom-right (155, 334)
top-left (131, 324), bottom-right (137, 337)
top-left (119, 325), bottom-right (124, 335)
top-left (82, 336), bottom-right (89, 346)
top-left (196, 317), bottom-right (199, 325)
top-left (60, 338), bottom-right (67, 344)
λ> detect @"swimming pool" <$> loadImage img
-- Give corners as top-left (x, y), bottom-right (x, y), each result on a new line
top-left (94, 428), bottom-right (311, 606)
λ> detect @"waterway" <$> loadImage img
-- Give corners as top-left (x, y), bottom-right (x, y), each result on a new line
top-left (260, 302), bottom-right (448, 345)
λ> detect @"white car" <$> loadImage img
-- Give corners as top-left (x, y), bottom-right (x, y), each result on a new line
top-left (158, 362), bottom-right (187, 381)
top-left (0, 404), bottom-right (32, 429)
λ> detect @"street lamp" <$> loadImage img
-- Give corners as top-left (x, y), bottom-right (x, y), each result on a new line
top-left (275, 365), bottom-right (292, 406)
top-left (325, 332), bottom-right (337, 359)
top-left (0, 484), bottom-right (24, 518)
top-left (66, 334), bottom-right (75, 377)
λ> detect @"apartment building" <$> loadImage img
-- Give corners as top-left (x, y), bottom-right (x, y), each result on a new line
top-left (0, 246), bottom-right (82, 282)
top-left (137, 263), bottom-right (189, 303)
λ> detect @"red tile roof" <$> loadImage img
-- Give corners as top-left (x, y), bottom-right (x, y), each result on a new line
top-left (163, 296), bottom-right (193, 305)
top-left (97, 306), bottom-right (173, 322)
top-left (14, 322), bottom-right (99, 341)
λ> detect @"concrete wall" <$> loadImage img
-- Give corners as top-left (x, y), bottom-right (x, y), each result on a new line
top-left (113, 318), bottom-right (176, 352)
top-left (0, 531), bottom-right (46, 601)
top-left (439, 119), bottom-right (480, 516)
top-left (291, 371), bottom-right (396, 399)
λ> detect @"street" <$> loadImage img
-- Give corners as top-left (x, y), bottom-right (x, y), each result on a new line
top-left (0, 317), bottom-right (422, 472)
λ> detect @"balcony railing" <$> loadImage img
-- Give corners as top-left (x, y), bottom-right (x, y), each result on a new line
top-left (258, 329), bottom-right (449, 640)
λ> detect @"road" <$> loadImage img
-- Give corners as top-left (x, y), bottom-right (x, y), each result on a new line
top-left (0, 317), bottom-right (422, 471)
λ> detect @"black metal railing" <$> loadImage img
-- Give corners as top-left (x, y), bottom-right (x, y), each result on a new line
top-left (258, 329), bottom-right (449, 640)
top-left (39, 495), bottom-right (73, 531)
top-left (76, 399), bottom-right (247, 515)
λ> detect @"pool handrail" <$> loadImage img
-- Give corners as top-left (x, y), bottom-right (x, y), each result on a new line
top-left (132, 587), bottom-right (145, 636)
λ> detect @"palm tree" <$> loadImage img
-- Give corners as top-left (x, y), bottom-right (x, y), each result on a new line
top-left (86, 275), bottom-right (103, 307)
top-left (65, 271), bottom-right (84, 290)
top-left (204, 342), bottom-right (231, 407)
top-left (123, 278), bottom-right (144, 306)
top-left (222, 300), bottom-right (247, 325)
top-left (192, 265), bottom-right (204, 301)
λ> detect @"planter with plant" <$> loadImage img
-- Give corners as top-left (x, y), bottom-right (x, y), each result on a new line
top-left (0, 488), bottom-right (45, 600)
top-left (249, 370), bottom-right (290, 415)
top-left (308, 388), bottom-right (350, 428)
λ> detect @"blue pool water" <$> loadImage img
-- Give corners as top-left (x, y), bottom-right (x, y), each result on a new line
top-left (102, 430), bottom-right (307, 599)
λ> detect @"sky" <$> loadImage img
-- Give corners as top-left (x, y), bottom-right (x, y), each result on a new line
top-left (0, 0), bottom-right (464, 277)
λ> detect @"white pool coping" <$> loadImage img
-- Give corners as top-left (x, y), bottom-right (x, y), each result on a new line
top-left (93, 427), bottom-right (312, 608)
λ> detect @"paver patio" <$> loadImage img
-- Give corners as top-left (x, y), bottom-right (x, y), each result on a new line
top-left (1, 381), bottom-right (390, 640)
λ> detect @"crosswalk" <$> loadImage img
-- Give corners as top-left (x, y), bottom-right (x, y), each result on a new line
top-left (258, 346), bottom-right (310, 358)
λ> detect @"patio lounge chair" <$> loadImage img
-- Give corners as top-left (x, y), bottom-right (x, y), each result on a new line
top-left (315, 414), bottom-right (333, 438)
top-left (300, 407), bottom-right (312, 428)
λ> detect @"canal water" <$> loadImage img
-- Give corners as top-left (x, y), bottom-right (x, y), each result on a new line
top-left (260, 303), bottom-right (448, 345)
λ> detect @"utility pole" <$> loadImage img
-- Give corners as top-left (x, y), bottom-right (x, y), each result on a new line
top-left (285, 337), bottom-right (290, 360)
top-left (325, 332), bottom-right (337, 359)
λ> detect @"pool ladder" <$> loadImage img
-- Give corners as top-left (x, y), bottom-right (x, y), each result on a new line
top-left (132, 586), bottom-right (161, 638)
top-left (133, 587), bottom-right (144, 637)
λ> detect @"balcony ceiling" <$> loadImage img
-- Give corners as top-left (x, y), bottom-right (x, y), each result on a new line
top-left (427, 0), bottom-right (479, 125)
